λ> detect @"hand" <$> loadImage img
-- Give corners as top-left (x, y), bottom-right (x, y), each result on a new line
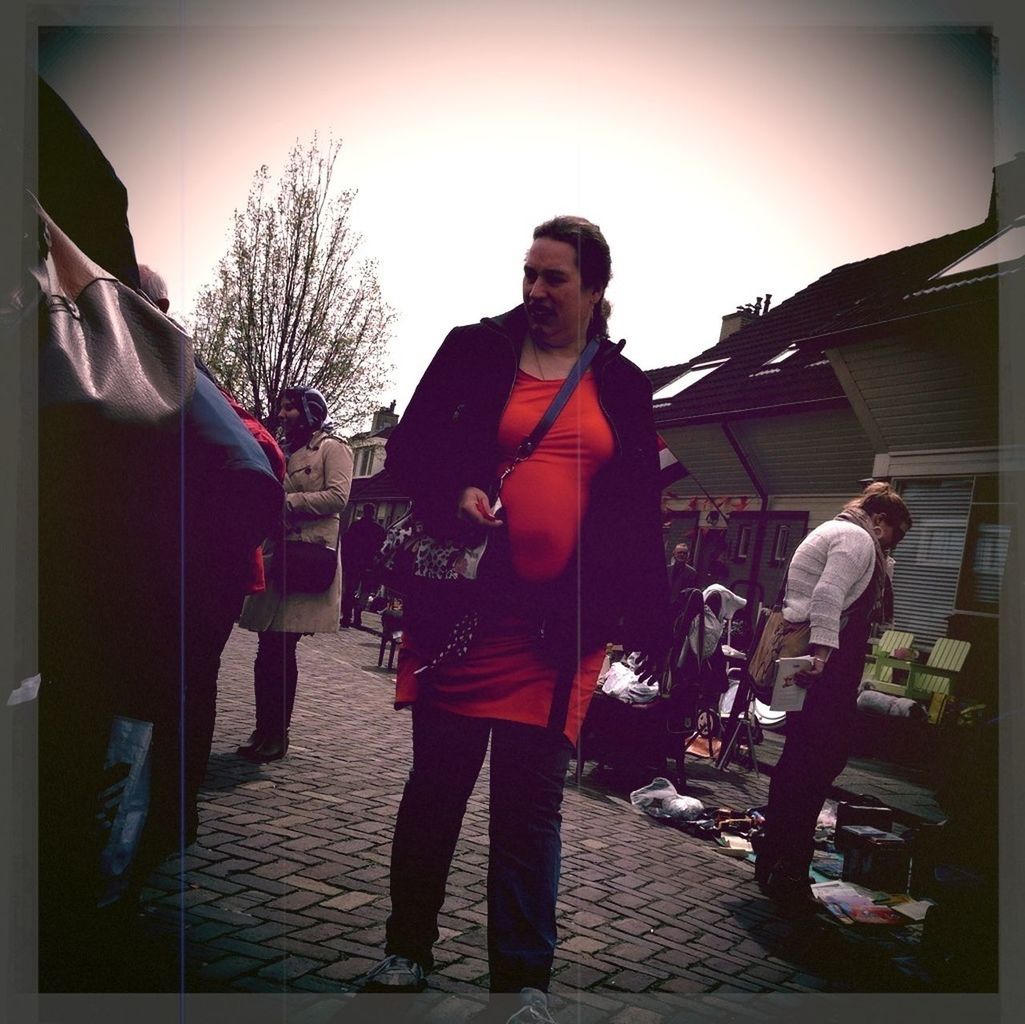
top-left (795, 644), bottom-right (833, 687)
top-left (457, 486), bottom-right (505, 528)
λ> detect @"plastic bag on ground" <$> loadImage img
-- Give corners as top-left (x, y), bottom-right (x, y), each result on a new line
top-left (630, 777), bottom-right (705, 821)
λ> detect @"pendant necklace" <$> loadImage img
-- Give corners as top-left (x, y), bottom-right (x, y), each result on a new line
top-left (531, 338), bottom-right (547, 381)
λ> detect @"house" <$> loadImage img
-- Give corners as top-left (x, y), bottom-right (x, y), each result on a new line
top-left (344, 402), bottom-right (406, 530)
top-left (346, 464), bottom-right (411, 532)
top-left (651, 153), bottom-right (1020, 706)
top-left (349, 401), bottom-right (399, 480)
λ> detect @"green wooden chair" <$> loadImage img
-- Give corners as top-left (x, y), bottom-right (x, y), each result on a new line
top-left (866, 637), bottom-right (971, 724)
top-left (862, 629), bottom-right (915, 688)
top-left (905, 638), bottom-right (972, 724)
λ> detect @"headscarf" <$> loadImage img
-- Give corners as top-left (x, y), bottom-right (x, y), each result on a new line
top-left (278, 386), bottom-right (333, 455)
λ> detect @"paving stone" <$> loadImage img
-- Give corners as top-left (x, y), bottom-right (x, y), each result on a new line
top-left (604, 970), bottom-right (658, 993)
top-left (209, 936), bottom-right (288, 961)
top-left (186, 921), bottom-right (238, 943)
top-left (257, 955), bottom-right (325, 982)
top-left (262, 890), bottom-right (328, 912)
top-left (125, 624), bottom-right (945, 998)
top-left (320, 890), bottom-right (378, 912)
top-left (197, 955), bottom-right (265, 981)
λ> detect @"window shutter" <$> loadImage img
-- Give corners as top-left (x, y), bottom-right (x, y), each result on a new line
top-left (891, 478), bottom-right (973, 649)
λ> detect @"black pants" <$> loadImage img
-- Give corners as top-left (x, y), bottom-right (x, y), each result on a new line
top-left (386, 703), bottom-right (573, 993)
top-left (759, 614), bottom-right (870, 880)
top-left (340, 570), bottom-right (370, 624)
top-left (252, 630), bottom-right (302, 739)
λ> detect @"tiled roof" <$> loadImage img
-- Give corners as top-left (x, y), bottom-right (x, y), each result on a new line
top-left (350, 424), bottom-right (395, 443)
top-left (644, 362), bottom-right (690, 393)
top-left (651, 219), bottom-right (994, 428)
top-left (349, 466), bottom-right (406, 501)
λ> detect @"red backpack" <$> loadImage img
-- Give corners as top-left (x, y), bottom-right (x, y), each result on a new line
top-left (213, 384), bottom-right (286, 592)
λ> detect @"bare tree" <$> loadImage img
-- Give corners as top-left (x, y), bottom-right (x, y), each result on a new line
top-left (190, 136), bottom-right (394, 428)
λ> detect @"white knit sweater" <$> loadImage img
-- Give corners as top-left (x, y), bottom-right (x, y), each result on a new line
top-left (781, 520), bottom-right (877, 649)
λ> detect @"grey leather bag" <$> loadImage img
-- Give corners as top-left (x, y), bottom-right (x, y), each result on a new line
top-left (29, 194), bottom-right (195, 425)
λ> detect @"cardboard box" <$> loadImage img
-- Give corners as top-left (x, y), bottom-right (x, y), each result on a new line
top-left (839, 826), bottom-right (910, 893)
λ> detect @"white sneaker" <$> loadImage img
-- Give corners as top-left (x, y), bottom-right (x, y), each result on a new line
top-left (360, 954), bottom-right (427, 993)
top-left (506, 989), bottom-right (556, 1024)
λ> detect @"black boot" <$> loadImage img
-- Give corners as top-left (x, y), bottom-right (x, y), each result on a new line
top-left (245, 732), bottom-right (289, 763)
top-left (236, 730), bottom-right (264, 758)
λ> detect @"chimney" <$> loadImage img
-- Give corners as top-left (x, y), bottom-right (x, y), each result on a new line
top-left (719, 309), bottom-right (755, 342)
top-left (989, 151), bottom-right (1025, 225)
top-left (371, 402), bottom-right (399, 433)
top-left (718, 293), bottom-right (773, 341)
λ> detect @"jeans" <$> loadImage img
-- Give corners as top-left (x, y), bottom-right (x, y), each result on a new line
top-left (252, 630), bottom-right (301, 739)
top-left (386, 703), bottom-right (572, 992)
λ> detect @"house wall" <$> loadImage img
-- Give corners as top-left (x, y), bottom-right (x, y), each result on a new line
top-left (728, 407), bottom-right (874, 494)
top-left (768, 493), bottom-right (851, 529)
top-left (830, 327), bottom-right (998, 454)
top-left (351, 439), bottom-right (386, 478)
top-left (657, 423), bottom-right (755, 497)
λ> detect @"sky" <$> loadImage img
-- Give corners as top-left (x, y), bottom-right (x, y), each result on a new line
top-left (33, 0), bottom-right (1024, 429)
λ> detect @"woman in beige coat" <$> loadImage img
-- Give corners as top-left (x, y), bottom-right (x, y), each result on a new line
top-left (237, 386), bottom-right (354, 762)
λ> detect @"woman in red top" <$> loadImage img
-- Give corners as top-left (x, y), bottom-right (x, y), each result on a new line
top-left (361, 218), bottom-right (669, 1021)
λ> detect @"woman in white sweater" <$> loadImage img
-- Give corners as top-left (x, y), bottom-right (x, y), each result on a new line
top-left (754, 482), bottom-right (912, 905)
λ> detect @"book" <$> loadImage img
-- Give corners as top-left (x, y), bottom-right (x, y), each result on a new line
top-left (810, 880), bottom-right (907, 926)
top-left (715, 835), bottom-right (753, 857)
top-left (770, 656), bottom-right (814, 711)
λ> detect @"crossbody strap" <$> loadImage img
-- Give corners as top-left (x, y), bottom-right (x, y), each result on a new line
top-left (518, 336), bottom-right (601, 458)
top-left (771, 554), bottom-right (794, 611)
top-left (496, 336), bottom-right (602, 494)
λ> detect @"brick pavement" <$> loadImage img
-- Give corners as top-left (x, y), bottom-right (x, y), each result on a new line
top-left (124, 620), bottom-right (944, 1014)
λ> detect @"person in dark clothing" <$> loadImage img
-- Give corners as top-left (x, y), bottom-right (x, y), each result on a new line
top-left (754, 483), bottom-right (911, 907)
top-left (32, 78), bottom-right (283, 990)
top-left (358, 216), bottom-right (670, 1024)
top-left (37, 76), bottom-right (140, 289)
top-left (668, 541), bottom-right (698, 609)
top-left (340, 502), bottom-right (386, 628)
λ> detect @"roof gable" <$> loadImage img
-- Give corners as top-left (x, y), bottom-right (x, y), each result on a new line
top-left (652, 219), bottom-right (993, 427)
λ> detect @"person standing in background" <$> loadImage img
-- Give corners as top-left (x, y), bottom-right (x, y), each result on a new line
top-left (341, 502), bottom-right (386, 628)
top-left (754, 482), bottom-right (911, 906)
top-left (237, 387), bottom-right (353, 763)
top-left (668, 541), bottom-right (698, 609)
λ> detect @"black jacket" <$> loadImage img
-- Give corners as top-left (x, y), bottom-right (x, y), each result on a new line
top-left (342, 515), bottom-right (387, 573)
top-left (386, 305), bottom-right (671, 659)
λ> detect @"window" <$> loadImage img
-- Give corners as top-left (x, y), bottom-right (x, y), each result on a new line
top-left (770, 525), bottom-right (791, 566)
top-left (650, 358), bottom-right (729, 400)
top-left (356, 447), bottom-right (375, 476)
top-left (763, 344), bottom-right (799, 366)
top-left (955, 477), bottom-right (1011, 614)
top-left (733, 525), bottom-right (752, 562)
top-left (890, 478), bottom-right (973, 647)
top-left (933, 217), bottom-right (1025, 279)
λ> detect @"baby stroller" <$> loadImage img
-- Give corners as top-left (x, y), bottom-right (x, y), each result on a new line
top-left (665, 585), bottom-right (747, 766)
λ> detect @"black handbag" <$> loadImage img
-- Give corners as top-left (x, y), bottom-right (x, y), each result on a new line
top-left (265, 540), bottom-right (338, 594)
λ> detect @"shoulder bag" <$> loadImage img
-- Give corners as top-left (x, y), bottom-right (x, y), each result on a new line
top-left (265, 539), bottom-right (338, 594)
top-left (745, 560), bottom-right (810, 702)
top-left (374, 337), bottom-right (601, 665)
